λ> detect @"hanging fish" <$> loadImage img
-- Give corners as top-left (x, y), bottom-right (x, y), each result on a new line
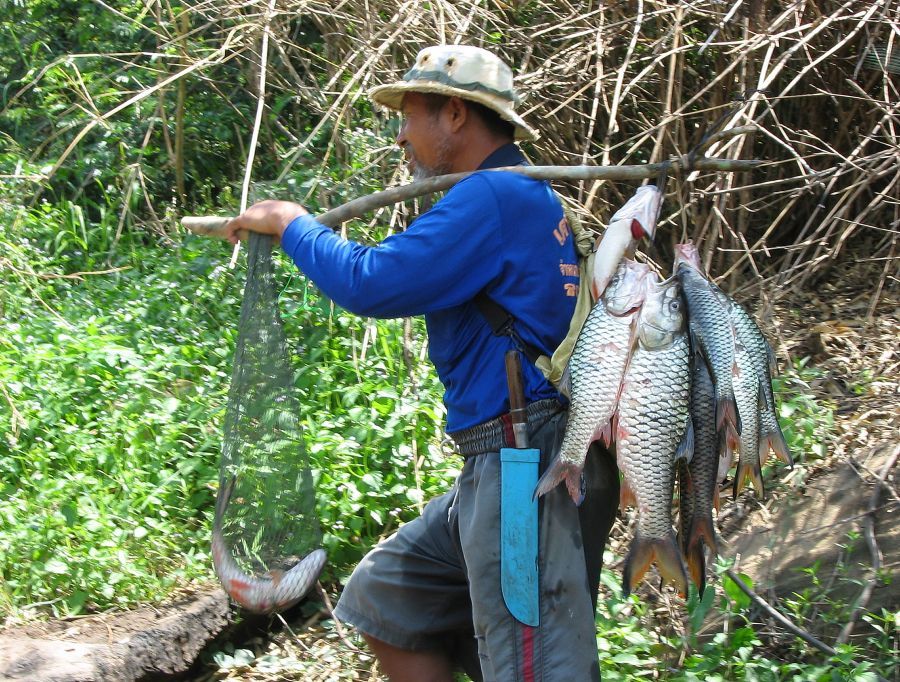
top-left (212, 477), bottom-right (326, 613)
top-left (678, 354), bottom-right (721, 595)
top-left (590, 185), bottom-right (662, 300)
top-left (617, 275), bottom-right (692, 596)
top-left (724, 291), bottom-right (792, 469)
top-left (675, 243), bottom-right (792, 491)
top-left (535, 260), bottom-right (651, 504)
top-left (674, 245), bottom-right (741, 445)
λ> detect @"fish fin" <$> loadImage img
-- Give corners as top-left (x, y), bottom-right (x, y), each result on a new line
top-left (623, 533), bottom-right (689, 597)
top-left (717, 441), bottom-right (734, 483)
top-left (559, 356), bottom-right (575, 398)
top-left (721, 411), bottom-right (741, 454)
top-left (762, 421), bottom-right (793, 467)
top-left (688, 514), bottom-right (718, 560)
top-left (686, 323), bottom-right (706, 363)
top-left (712, 484), bottom-right (721, 511)
top-left (678, 459), bottom-right (694, 496)
top-left (267, 568), bottom-right (285, 588)
top-left (619, 477), bottom-right (637, 511)
top-left (534, 459), bottom-right (583, 503)
top-left (733, 458), bottom-right (765, 498)
top-left (716, 394), bottom-right (741, 436)
top-left (558, 362), bottom-right (572, 400)
top-left (675, 417), bottom-right (694, 463)
top-left (599, 414), bottom-right (617, 448)
top-left (683, 540), bottom-right (706, 596)
top-left (731, 344), bottom-right (745, 381)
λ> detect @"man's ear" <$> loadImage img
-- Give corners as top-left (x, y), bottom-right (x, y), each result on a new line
top-left (444, 96), bottom-right (469, 134)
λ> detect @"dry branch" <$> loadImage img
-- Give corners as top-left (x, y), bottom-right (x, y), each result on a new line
top-left (182, 141), bottom-right (760, 238)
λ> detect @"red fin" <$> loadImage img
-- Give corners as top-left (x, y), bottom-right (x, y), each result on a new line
top-left (683, 542), bottom-right (706, 596)
top-left (599, 415), bottom-right (616, 448)
top-left (619, 477), bottom-right (637, 511)
top-left (718, 443), bottom-right (734, 483)
top-left (535, 460), bottom-right (582, 502)
top-left (688, 515), bottom-right (718, 560)
top-left (623, 533), bottom-right (688, 597)
top-left (716, 395), bottom-right (741, 436)
top-left (761, 424), bottom-right (793, 467)
top-left (733, 459), bottom-right (765, 498)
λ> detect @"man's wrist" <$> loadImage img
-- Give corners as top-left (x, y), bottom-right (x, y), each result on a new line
top-left (278, 203), bottom-right (307, 237)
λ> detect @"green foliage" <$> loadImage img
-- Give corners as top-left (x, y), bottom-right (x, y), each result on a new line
top-left (0, 189), bottom-right (454, 616)
top-left (591, 557), bottom-right (897, 681)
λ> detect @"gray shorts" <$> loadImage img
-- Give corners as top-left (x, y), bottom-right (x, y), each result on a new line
top-left (333, 408), bottom-right (619, 681)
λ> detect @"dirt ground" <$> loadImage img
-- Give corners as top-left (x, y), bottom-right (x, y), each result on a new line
top-left (1, 255), bottom-right (897, 682)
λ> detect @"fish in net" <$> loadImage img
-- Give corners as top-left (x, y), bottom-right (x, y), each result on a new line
top-left (212, 232), bottom-right (325, 613)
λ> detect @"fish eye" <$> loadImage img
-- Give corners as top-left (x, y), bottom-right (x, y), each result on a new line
top-left (669, 300), bottom-right (680, 311)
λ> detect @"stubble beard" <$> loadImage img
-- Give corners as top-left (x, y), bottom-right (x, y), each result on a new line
top-left (410, 137), bottom-right (454, 180)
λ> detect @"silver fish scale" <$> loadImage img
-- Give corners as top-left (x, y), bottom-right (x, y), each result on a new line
top-left (273, 549), bottom-right (327, 606)
top-left (618, 334), bottom-right (691, 539)
top-left (678, 266), bottom-right (737, 405)
top-left (557, 302), bottom-right (635, 467)
top-left (686, 358), bottom-right (718, 529)
top-left (733, 342), bottom-right (762, 482)
top-left (729, 302), bottom-right (778, 417)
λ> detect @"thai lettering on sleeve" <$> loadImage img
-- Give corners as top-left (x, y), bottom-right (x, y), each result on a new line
top-left (555, 217), bottom-right (579, 297)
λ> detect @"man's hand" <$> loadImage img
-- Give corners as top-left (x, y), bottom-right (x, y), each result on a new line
top-left (224, 200), bottom-right (309, 245)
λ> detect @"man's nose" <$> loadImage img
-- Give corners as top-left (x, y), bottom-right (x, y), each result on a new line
top-left (396, 119), bottom-right (409, 148)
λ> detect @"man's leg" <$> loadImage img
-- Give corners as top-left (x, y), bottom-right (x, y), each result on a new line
top-left (455, 410), bottom-right (619, 681)
top-left (333, 484), bottom-right (478, 680)
top-left (362, 634), bottom-right (455, 682)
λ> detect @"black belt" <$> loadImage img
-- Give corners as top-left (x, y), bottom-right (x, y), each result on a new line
top-left (449, 399), bottom-right (563, 456)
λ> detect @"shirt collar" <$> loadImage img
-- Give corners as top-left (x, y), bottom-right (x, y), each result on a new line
top-left (477, 143), bottom-right (527, 170)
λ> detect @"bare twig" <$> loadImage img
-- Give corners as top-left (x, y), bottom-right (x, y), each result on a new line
top-left (836, 446), bottom-right (900, 645)
top-left (724, 568), bottom-right (838, 656)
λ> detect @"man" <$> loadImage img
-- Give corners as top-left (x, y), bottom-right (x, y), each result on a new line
top-left (225, 45), bottom-right (619, 682)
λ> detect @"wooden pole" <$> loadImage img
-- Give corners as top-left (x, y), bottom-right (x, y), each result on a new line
top-left (182, 129), bottom-right (761, 239)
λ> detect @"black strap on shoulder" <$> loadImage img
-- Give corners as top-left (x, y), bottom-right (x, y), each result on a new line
top-left (473, 290), bottom-right (543, 365)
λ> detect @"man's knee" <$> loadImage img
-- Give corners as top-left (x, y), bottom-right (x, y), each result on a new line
top-left (361, 633), bottom-right (456, 682)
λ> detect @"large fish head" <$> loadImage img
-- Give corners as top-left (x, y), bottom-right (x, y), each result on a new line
top-left (673, 242), bottom-right (703, 272)
top-left (638, 278), bottom-right (686, 349)
top-left (603, 260), bottom-right (651, 315)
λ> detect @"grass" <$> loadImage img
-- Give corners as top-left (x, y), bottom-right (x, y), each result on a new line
top-left (0, 198), bottom-right (453, 617)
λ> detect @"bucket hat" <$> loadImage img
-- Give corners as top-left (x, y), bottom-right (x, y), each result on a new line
top-left (369, 45), bottom-right (538, 141)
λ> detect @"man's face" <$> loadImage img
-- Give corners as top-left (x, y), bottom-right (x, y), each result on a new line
top-left (397, 92), bottom-right (454, 180)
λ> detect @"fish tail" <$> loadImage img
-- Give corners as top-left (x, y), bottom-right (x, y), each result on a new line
top-left (623, 533), bottom-right (688, 597)
top-left (761, 423), bottom-right (793, 467)
top-left (688, 514), bottom-right (718, 560)
top-left (683, 540), bottom-right (707, 596)
top-left (733, 458), bottom-right (765, 498)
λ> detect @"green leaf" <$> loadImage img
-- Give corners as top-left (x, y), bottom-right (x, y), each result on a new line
top-left (723, 572), bottom-right (752, 610)
top-left (44, 559), bottom-right (68, 574)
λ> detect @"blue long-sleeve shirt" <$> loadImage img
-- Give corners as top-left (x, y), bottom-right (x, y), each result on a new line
top-left (281, 144), bottom-right (578, 432)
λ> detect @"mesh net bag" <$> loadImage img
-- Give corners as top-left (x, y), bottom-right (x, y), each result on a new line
top-left (212, 232), bottom-right (324, 612)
